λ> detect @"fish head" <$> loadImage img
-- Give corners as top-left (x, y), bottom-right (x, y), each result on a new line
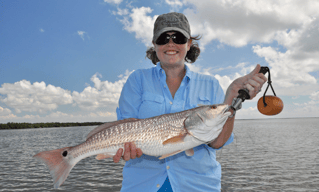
top-left (185, 104), bottom-right (231, 143)
top-left (205, 104), bottom-right (231, 124)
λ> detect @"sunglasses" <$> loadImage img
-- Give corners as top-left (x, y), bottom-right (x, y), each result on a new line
top-left (155, 32), bottom-right (188, 45)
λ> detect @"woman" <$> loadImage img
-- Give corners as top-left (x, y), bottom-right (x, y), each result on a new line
top-left (114, 12), bottom-right (267, 192)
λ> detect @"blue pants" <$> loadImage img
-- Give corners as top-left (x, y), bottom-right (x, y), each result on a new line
top-left (158, 177), bottom-right (173, 192)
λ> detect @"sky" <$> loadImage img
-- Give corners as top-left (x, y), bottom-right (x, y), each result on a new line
top-left (1, 0), bottom-right (319, 123)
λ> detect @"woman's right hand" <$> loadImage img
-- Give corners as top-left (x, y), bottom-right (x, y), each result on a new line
top-left (113, 142), bottom-right (143, 163)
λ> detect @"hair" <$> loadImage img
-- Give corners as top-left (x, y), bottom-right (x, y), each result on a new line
top-left (146, 35), bottom-right (201, 65)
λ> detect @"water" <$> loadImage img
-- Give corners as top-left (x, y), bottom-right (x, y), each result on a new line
top-left (219, 118), bottom-right (319, 192)
top-left (0, 118), bottom-right (318, 191)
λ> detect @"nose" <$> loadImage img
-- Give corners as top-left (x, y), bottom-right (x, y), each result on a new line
top-left (167, 38), bottom-right (175, 46)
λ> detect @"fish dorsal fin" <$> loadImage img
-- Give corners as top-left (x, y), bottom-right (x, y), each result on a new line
top-left (86, 118), bottom-right (139, 140)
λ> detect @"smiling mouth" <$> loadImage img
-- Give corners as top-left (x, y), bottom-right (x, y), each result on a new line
top-left (165, 51), bottom-right (178, 55)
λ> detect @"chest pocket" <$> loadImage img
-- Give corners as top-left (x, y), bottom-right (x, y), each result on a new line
top-left (196, 96), bottom-right (212, 106)
top-left (138, 92), bottom-right (165, 119)
top-left (188, 94), bottom-right (213, 109)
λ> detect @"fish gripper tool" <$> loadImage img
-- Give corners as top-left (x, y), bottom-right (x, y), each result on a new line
top-left (228, 66), bottom-right (269, 118)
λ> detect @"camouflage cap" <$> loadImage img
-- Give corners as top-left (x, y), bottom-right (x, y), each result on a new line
top-left (153, 12), bottom-right (191, 42)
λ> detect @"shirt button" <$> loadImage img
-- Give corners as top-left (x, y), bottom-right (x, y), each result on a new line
top-left (157, 184), bottom-right (160, 188)
top-left (164, 85), bottom-right (166, 88)
top-left (169, 102), bottom-right (173, 105)
top-left (167, 165), bottom-right (170, 169)
top-left (162, 71), bottom-right (164, 74)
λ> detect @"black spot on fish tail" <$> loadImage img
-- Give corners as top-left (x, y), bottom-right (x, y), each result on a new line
top-left (62, 151), bottom-right (68, 157)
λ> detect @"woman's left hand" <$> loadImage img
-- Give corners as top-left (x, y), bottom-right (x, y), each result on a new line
top-left (225, 64), bottom-right (268, 104)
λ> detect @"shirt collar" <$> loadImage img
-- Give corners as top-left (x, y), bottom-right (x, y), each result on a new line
top-left (155, 62), bottom-right (163, 77)
top-left (184, 64), bottom-right (192, 82)
top-left (155, 62), bottom-right (192, 81)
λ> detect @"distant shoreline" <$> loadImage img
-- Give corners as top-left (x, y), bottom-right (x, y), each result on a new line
top-left (0, 122), bottom-right (104, 130)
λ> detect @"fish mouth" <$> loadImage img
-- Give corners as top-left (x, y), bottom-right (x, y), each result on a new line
top-left (222, 105), bottom-right (231, 116)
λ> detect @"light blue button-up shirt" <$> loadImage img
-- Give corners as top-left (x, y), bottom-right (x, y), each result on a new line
top-left (116, 64), bottom-right (234, 192)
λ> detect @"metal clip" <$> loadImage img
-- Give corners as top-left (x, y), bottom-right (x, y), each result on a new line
top-left (228, 98), bottom-right (243, 118)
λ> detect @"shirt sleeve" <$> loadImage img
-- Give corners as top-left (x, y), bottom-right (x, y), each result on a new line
top-left (116, 71), bottom-right (142, 120)
top-left (213, 79), bottom-right (225, 104)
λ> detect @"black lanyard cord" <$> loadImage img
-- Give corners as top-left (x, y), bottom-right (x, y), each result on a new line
top-left (262, 68), bottom-right (277, 107)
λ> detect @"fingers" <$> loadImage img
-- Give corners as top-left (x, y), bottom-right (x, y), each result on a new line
top-left (136, 148), bottom-right (143, 158)
top-left (113, 148), bottom-right (123, 163)
top-left (123, 143), bottom-right (131, 161)
top-left (225, 64), bottom-right (268, 103)
top-left (112, 142), bottom-right (143, 163)
top-left (247, 64), bottom-right (261, 78)
top-left (241, 64), bottom-right (266, 92)
top-left (244, 71), bottom-right (267, 98)
top-left (130, 142), bottom-right (137, 160)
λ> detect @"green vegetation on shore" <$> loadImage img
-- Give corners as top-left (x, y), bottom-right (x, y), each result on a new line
top-left (0, 122), bottom-right (104, 130)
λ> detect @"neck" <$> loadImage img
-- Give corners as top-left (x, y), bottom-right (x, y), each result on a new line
top-left (160, 63), bottom-right (186, 79)
top-left (160, 63), bottom-right (186, 98)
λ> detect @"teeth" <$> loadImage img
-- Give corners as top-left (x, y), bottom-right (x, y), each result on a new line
top-left (166, 51), bottom-right (177, 55)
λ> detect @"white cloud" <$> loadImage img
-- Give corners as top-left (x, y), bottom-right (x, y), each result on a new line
top-left (39, 28), bottom-right (45, 32)
top-left (182, 0), bottom-right (319, 48)
top-left (0, 111), bottom-right (117, 123)
top-left (187, 63), bottom-right (257, 92)
top-left (119, 7), bottom-right (158, 46)
top-left (0, 69), bottom-right (133, 123)
top-left (166, 0), bottom-right (183, 6)
top-left (112, 7), bottom-right (129, 16)
top-left (292, 93), bottom-right (319, 117)
top-left (0, 114), bottom-right (17, 121)
top-left (72, 70), bottom-right (133, 110)
top-left (104, 0), bottom-right (123, 5)
top-left (310, 91), bottom-right (319, 101)
top-left (0, 106), bottom-right (12, 116)
top-left (165, 0), bottom-right (184, 11)
top-left (0, 80), bottom-right (73, 113)
top-left (77, 31), bottom-right (89, 41)
top-left (253, 45), bottom-right (318, 88)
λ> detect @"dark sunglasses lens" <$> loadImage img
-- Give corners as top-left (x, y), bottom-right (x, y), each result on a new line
top-left (155, 32), bottom-right (188, 45)
top-left (155, 33), bottom-right (169, 45)
top-left (173, 32), bottom-right (188, 44)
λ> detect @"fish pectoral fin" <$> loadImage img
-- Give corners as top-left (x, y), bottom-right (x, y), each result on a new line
top-left (162, 133), bottom-right (187, 145)
top-left (185, 148), bottom-right (194, 156)
top-left (96, 153), bottom-right (115, 160)
top-left (159, 150), bottom-right (182, 159)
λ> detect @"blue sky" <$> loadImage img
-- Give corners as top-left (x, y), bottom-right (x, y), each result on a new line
top-left (1, 0), bottom-right (319, 123)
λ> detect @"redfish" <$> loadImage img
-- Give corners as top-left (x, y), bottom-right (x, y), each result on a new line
top-left (33, 104), bottom-right (231, 188)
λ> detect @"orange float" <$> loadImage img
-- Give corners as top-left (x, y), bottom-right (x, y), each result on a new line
top-left (257, 96), bottom-right (284, 115)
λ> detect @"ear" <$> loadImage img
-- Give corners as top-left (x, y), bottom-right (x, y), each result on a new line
top-left (152, 41), bottom-right (157, 49)
top-left (187, 39), bottom-right (192, 51)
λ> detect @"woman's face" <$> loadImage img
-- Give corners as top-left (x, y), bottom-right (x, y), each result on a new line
top-left (153, 31), bottom-right (191, 68)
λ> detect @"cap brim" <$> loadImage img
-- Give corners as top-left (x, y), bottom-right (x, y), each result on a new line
top-left (153, 27), bottom-right (190, 42)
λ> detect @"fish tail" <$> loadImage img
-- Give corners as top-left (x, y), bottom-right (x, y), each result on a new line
top-left (33, 146), bottom-right (76, 188)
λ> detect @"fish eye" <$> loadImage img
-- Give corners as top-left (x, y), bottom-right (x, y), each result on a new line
top-left (62, 151), bottom-right (68, 157)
